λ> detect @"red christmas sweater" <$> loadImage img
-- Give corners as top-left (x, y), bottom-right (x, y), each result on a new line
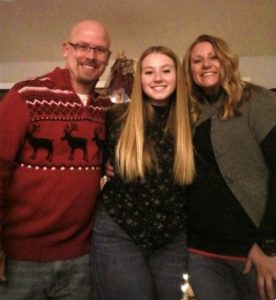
top-left (0, 67), bottom-right (111, 261)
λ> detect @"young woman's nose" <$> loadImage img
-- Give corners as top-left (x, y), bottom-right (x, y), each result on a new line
top-left (153, 72), bottom-right (162, 81)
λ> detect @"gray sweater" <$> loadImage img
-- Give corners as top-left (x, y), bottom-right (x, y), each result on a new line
top-left (194, 86), bottom-right (276, 228)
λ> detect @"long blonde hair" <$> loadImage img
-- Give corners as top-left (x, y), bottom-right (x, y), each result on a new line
top-left (183, 34), bottom-right (245, 122)
top-left (115, 46), bottom-right (195, 185)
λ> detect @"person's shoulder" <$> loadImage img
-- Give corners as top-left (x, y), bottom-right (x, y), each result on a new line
top-left (242, 83), bottom-right (276, 128)
top-left (109, 102), bottom-right (128, 115)
top-left (245, 83), bottom-right (274, 99)
top-left (92, 92), bottom-right (113, 109)
top-left (11, 69), bottom-right (58, 93)
top-left (243, 83), bottom-right (276, 109)
top-left (106, 102), bottom-right (128, 123)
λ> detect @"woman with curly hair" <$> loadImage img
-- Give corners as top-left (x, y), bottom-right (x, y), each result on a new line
top-left (183, 34), bottom-right (276, 300)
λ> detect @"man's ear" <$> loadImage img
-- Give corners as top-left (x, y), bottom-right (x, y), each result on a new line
top-left (106, 51), bottom-right (112, 66)
top-left (62, 42), bottom-right (70, 58)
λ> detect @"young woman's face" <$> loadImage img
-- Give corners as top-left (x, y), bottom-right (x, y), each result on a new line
top-left (141, 52), bottom-right (176, 104)
top-left (190, 41), bottom-right (221, 95)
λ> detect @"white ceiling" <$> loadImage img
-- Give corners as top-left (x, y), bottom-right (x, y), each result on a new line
top-left (1, 0), bottom-right (276, 63)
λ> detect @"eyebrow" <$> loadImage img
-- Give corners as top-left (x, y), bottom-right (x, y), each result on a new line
top-left (142, 64), bottom-right (174, 69)
top-left (192, 52), bottom-right (216, 58)
top-left (71, 41), bottom-right (108, 47)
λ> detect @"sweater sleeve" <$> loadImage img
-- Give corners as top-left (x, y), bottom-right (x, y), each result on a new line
top-left (258, 126), bottom-right (276, 242)
top-left (248, 88), bottom-right (276, 246)
top-left (105, 103), bottom-right (128, 167)
top-left (100, 107), bottom-right (113, 173)
top-left (0, 88), bottom-right (30, 251)
top-left (248, 87), bottom-right (276, 143)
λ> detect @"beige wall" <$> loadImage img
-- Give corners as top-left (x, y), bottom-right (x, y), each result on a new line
top-left (1, 0), bottom-right (275, 88)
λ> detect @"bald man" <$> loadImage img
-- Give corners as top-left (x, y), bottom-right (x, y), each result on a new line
top-left (0, 20), bottom-right (112, 299)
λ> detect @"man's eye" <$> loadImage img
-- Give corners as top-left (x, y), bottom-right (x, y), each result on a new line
top-left (96, 47), bottom-right (105, 53)
top-left (78, 45), bottom-right (89, 51)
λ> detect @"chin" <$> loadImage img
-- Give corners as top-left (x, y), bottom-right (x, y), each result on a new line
top-left (78, 76), bottom-right (98, 84)
top-left (154, 94), bottom-right (171, 100)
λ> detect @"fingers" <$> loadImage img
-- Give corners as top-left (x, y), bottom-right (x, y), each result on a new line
top-left (100, 175), bottom-right (109, 189)
top-left (257, 275), bottom-right (266, 300)
top-left (265, 276), bottom-right (275, 300)
top-left (243, 257), bottom-right (252, 274)
top-left (257, 270), bottom-right (276, 300)
top-left (105, 169), bottom-right (115, 177)
top-left (105, 161), bottom-right (115, 177)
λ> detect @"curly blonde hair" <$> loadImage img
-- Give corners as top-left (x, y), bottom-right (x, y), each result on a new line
top-left (183, 34), bottom-right (245, 122)
top-left (115, 46), bottom-right (195, 185)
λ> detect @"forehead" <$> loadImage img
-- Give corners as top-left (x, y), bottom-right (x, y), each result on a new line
top-left (70, 25), bottom-right (110, 47)
top-left (142, 52), bottom-right (175, 68)
top-left (191, 41), bottom-right (215, 56)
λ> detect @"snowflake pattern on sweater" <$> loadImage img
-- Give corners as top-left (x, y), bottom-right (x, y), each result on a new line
top-left (102, 104), bottom-right (187, 250)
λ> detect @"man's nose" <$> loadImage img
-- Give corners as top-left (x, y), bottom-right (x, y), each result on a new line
top-left (85, 49), bottom-right (98, 59)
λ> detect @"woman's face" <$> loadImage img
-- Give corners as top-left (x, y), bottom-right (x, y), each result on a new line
top-left (190, 41), bottom-right (221, 95)
top-left (141, 52), bottom-right (176, 104)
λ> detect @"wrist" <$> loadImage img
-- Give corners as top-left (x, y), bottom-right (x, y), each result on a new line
top-left (257, 238), bottom-right (276, 256)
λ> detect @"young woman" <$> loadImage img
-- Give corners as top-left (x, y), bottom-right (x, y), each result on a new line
top-left (183, 34), bottom-right (276, 300)
top-left (91, 46), bottom-right (195, 300)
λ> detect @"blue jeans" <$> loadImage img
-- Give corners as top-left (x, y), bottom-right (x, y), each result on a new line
top-left (90, 206), bottom-right (188, 300)
top-left (0, 254), bottom-right (92, 300)
top-left (188, 252), bottom-right (260, 300)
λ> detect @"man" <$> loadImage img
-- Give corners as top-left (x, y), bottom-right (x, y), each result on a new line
top-left (0, 20), bottom-right (111, 299)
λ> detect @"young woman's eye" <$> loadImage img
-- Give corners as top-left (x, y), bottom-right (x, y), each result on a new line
top-left (144, 71), bottom-right (153, 75)
top-left (163, 69), bottom-right (171, 73)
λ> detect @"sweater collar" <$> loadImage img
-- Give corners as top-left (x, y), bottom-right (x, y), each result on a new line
top-left (196, 91), bottom-right (226, 126)
top-left (47, 67), bottom-right (97, 96)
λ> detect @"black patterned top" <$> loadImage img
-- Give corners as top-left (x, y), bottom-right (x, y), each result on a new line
top-left (101, 103), bottom-right (187, 250)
